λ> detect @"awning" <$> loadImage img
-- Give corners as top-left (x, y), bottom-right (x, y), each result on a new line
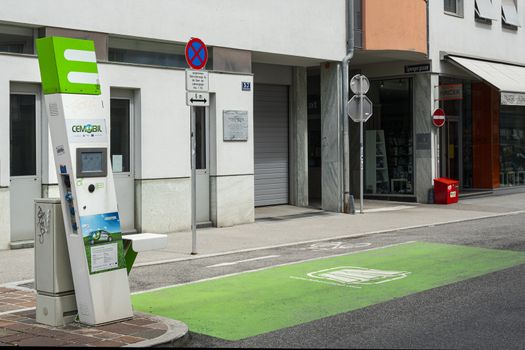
top-left (448, 55), bottom-right (525, 106)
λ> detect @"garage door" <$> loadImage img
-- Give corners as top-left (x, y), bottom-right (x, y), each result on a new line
top-left (254, 84), bottom-right (289, 206)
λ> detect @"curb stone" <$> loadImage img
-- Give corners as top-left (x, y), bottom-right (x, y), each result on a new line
top-left (126, 312), bottom-right (188, 347)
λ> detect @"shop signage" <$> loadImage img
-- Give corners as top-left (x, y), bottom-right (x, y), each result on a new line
top-left (432, 108), bottom-right (446, 128)
top-left (223, 110), bottom-right (249, 141)
top-left (438, 84), bottom-right (463, 101)
top-left (405, 64), bottom-right (430, 74)
top-left (501, 92), bottom-right (525, 106)
top-left (185, 37), bottom-right (208, 70)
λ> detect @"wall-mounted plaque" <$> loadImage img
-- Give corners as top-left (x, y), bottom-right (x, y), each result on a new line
top-left (223, 110), bottom-right (248, 141)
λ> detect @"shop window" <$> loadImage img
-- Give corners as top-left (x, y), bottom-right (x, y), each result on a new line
top-left (501, 0), bottom-right (520, 29)
top-left (110, 98), bottom-right (130, 173)
top-left (0, 24), bottom-right (34, 54)
top-left (444, 0), bottom-right (464, 17)
top-left (475, 0), bottom-right (496, 22)
top-left (500, 105), bottom-right (525, 187)
top-left (364, 79), bottom-right (413, 195)
top-left (10, 94), bottom-right (36, 176)
top-left (108, 37), bottom-right (189, 68)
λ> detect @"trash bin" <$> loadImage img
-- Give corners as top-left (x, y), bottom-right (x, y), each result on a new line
top-left (433, 178), bottom-right (459, 204)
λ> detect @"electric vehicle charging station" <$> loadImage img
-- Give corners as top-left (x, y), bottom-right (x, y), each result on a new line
top-left (36, 36), bottom-right (134, 325)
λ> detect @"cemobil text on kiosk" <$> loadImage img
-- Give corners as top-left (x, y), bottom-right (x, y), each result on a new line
top-left (36, 37), bottom-right (133, 325)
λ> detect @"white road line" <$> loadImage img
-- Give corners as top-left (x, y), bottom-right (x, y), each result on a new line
top-left (206, 255), bottom-right (280, 268)
top-left (131, 241), bottom-right (417, 296)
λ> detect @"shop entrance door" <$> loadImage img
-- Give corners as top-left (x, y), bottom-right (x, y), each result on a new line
top-left (442, 118), bottom-right (462, 183)
top-left (110, 91), bottom-right (136, 233)
top-left (10, 87), bottom-right (41, 243)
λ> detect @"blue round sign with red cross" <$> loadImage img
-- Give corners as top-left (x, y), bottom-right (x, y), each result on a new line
top-left (185, 38), bottom-right (208, 70)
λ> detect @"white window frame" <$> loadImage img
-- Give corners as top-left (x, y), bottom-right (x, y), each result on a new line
top-left (502, 0), bottom-right (520, 28)
top-left (475, 0), bottom-right (497, 21)
top-left (444, 0), bottom-right (464, 17)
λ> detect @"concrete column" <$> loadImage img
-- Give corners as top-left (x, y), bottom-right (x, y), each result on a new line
top-left (289, 67), bottom-right (309, 207)
top-left (414, 73), bottom-right (439, 203)
top-left (320, 62), bottom-right (342, 212)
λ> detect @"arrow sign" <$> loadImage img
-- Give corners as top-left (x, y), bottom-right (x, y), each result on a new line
top-left (186, 92), bottom-right (210, 106)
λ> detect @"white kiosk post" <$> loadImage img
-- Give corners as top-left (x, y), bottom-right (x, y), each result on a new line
top-left (36, 37), bottom-right (133, 325)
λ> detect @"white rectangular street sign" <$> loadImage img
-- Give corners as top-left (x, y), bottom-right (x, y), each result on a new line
top-left (186, 69), bottom-right (209, 92)
top-left (186, 92), bottom-right (210, 106)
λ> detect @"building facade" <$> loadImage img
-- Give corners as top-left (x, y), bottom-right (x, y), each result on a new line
top-left (2, 0), bottom-right (525, 250)
top-left (348, 0), bottom-right (525, 203)
top-left (0, 0), bottom-right (349, 250)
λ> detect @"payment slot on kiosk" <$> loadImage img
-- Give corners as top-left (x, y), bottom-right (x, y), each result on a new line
top-left (36, 37), bottom-right (133, 325)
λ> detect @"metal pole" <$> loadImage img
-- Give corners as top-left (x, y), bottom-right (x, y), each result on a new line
top-left (359, 75), bottom-right (364, 214)
top-left (342, 0), bottom-right (355, 214)
top-left (191, 106), bottom-right (197, 255)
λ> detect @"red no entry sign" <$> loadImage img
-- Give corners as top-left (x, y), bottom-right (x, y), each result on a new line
top-left (432, 108), bottom-right (446, 128)
top-left (185, 38), bottom-right (208, 70)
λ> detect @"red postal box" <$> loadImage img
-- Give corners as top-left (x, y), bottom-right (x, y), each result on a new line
top-left (433, 178), bottom-right (459, 204)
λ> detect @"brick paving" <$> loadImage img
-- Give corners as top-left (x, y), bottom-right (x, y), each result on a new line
top-left (0, 287), bottom-right (36, 313)
top-left (0, 287), bottom-right (171, 347)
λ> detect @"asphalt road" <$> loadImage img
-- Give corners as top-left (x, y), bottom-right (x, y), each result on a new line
top-left (129, 212), bottom-right (525, 349)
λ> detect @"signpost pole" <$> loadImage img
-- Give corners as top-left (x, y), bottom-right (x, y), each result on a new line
top-left (359, 75), bottom-right (364, 214)
top-left (190, 106), bottom-right (197, 255)
top-left (185, 37), bottom-right (209, 255)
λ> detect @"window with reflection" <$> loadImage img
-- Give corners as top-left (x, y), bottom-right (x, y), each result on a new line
top-left (364, 78), bottom-right (413, 195)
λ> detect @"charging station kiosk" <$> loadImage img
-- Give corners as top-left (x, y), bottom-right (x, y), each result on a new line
top-left (36, 37), bottom-right (133, 325)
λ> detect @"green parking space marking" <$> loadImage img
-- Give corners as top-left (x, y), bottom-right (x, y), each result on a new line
top-left (132, 242), bottom-right (525, 340)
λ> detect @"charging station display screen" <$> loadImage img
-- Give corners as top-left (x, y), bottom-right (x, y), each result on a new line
top-left (77, 148), bottom-right (107, 178)
top-left (81, 152), bottom-right (103, 173)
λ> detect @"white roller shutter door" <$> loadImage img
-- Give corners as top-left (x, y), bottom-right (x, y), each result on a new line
top-left (254, 84), bottom-right (289, 206)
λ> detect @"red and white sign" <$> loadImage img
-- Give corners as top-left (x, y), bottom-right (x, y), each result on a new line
top-left (432, 108), bottom-right (446, 128)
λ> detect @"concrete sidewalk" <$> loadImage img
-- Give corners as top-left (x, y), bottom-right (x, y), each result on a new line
top-left (1, 193), bottom-right (525, 286)
top-left (132, 193), bottom-right (525, 266)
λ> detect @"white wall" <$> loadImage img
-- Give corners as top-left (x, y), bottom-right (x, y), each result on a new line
top-left (210, 72), bottom-right (254, 176)
top-left (429, 0), bottom-right (525, 71)
top-left (0, 0), bottom-right (347, 62)
top-left (100, 64), bottom-right (190, 180)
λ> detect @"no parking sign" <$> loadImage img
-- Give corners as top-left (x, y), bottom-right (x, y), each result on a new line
top-left (185, 37), bottom-right (208, 70)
